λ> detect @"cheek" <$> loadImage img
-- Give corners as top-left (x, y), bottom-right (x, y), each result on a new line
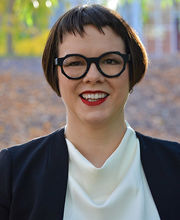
top-left (123, 70), bottom-right (130, 91)
top-left (58, 77), bottom-right (68, 98)
top-left (58, 79), bottom-right (70, 107)
top-left (126, 65), bottom-right (130, 91)
top-left (58, 68), bottom-right (68, 92)
top-left (58, 70), bottom-right (68, 98)
top-left (117, 71), bottom-right (129, 90)
top-left (58, 71), bottom-right (78, 101)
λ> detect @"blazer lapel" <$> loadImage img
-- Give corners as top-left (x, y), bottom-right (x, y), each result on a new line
top-left (36, 128), bottom-right (69, 220)
top-left (136, 131), bottom-right (179, 220)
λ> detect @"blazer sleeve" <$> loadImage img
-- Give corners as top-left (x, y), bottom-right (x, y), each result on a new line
top-left (0, 149), bottom-right (11, 219)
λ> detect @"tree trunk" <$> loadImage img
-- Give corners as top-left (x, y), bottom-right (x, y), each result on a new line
top-left (6, 0), bottom-right (14, 55)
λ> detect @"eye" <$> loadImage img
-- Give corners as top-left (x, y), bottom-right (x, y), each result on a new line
top-left (100, 54), bottom-right (123, 66)
top-left (63, 56), bottom-right (86, 67)
top-left (64, 61), bottom-right (84, 67)
top-left (102, 59), bottom-right (120, 65)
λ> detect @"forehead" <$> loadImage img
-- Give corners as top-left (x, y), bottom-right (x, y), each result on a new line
top-left (58, 25), bottom-right (126, 56)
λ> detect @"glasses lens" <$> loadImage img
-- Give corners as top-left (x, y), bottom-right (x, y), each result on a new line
top-left (99, 53), bottom-right (124, 76)
top-left (63, 55), bottom-right (87, 78)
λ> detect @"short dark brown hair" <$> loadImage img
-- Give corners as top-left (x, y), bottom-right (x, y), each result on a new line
top-left (42, 4), bottom-right (148, 97)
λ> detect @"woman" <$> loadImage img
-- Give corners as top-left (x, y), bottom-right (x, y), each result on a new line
top-left (0, 4), bottom-right (179, 220)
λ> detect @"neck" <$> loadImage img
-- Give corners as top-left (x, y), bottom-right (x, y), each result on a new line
top-left (65, 116), bottom-right (127, 168)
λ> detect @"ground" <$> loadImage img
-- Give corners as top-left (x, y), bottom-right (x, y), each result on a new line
top-left (0, 55), bottom-right (179, 149)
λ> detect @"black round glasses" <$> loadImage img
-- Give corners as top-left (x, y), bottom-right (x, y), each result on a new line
top-left (54, 51), bottom-right (131, 80)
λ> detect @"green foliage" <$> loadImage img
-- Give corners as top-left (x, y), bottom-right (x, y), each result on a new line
top-left (141, 0), bottom-right (152, 23)
top-left (0, 32), bottom-right (6, 55)
top-left (0, 30), bottom-right (49, 56)
top-left (101, 0), bottom-right (179, 23)
top-left (0, 0), bottom-right (58, 55)
top-left (0, 0), bottom-right (179, 56)
top-left (14, 30), bottom-right (49, 56)
top-left (13, 0), bottom-right (58, 30)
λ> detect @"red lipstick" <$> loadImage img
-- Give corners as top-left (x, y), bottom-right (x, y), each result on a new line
top-left (80, 90), bottom-right (109, 106)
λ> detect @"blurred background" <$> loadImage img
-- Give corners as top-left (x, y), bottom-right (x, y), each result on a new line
top-left (0, 0), bottom-right (180, 148)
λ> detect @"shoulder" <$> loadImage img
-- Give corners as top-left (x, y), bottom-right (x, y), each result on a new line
top-left (0, 126), bottom-right (67, 181)
top-left (1, 128), bottom-right (65, 158)
top-left (136, 131), bottom-right (180, 168)
top-left (0, 128), bottom-right (67, 176)
top-left (136, 132), bottom-right (180, 218)
top-left (0, 128), bottom-right (68, 217)
top-left (136, 131), bottom-right (180, 153)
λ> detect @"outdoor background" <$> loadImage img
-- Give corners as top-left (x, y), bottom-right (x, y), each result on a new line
top-left (0, 0), bottom-right (180, 149)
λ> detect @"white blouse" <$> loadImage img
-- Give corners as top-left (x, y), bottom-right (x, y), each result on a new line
top-left (63, 122), bottom-right (160, 220)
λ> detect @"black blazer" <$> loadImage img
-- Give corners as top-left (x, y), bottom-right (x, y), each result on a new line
top-left (0, 128), bottom-right (180, 220)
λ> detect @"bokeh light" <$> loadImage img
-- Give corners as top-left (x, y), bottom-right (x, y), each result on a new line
top-left (32, 0), bottom-right (39, 8)
top-left (46, 0), bottom-right (52, 8)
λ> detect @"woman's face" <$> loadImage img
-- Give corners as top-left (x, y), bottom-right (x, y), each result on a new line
top-left (57, 25), bottom-right (129, 127)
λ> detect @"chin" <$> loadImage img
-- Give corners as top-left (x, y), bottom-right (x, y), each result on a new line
top-left (80, 112), bottom-right (112, 125)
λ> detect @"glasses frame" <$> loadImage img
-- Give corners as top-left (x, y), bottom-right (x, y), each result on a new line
top-left (54, 51), bottom-right (131, 80)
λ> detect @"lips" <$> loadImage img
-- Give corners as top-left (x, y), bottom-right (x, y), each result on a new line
top-left (80, 90), bottom-right (109, 106)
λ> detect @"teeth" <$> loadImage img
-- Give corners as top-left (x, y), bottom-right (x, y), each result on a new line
top-left (81, 93), bottom-right (107, 100)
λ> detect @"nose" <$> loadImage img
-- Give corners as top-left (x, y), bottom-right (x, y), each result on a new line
top-left (82, 63), bottom-right (105, 84)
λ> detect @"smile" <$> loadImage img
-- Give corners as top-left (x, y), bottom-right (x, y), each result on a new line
top-left (80, 91), bottom-right (109, 106)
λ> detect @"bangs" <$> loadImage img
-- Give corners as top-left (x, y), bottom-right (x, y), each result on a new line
top-left (57, 4), bottom-right (123, 42)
